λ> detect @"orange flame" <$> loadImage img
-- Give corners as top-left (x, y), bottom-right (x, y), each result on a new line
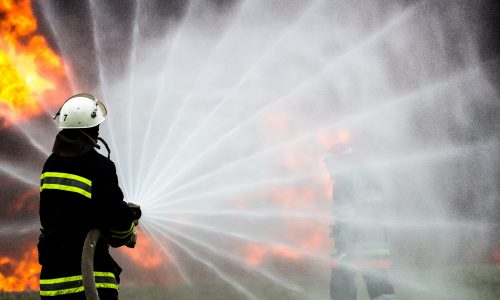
top-left (243, 244), bottom-right (301, 267)
top-left (244, 244), bottom-right (267, 267)
top-left (301, 232), bottom-right (326, 252)
top-left (317, 128), bottom-right (352, 150)
top-left (6, 188), bottom-right (38, 215)
top-left (243, 124), bottom-right (340, 267)
top-left (0, 0), bottom-right (70, 126)
top-left (120, 229), bottom-right (164, 269)
top-left (493, 248), bottom-right (500, 268)
top-left (0, 246), bottom-right (40, 292)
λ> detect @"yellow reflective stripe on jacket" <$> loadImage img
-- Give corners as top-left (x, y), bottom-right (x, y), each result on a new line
top-left (332, 248), bottom-right (391, 258)
top-left (40, 275), bottom-right (82, 284)
top-left (41, 172), bottom-right (92, 186)
top-left (94, 271), bottom-right (115, 277)
top-left (40, 287), bottom-right (84, 297)
top-left (39, 272), bottom-right (115, 284)
top-left (96, 282), bottom-right (119, 289)
top-left (40, 172), bottom-right (92, 199)
top-left (110, 222), bottom-right (135, 239)
top-left (40, 284), bottom-right (119, 297)
top-left (40, 272), bottom-right (117, 296)
top-left (350, 248), bottom-right (391, 257)
top-left (40, 183), bottom-right (91, 198)
top-left (353, 194), bottom-right (384, 204)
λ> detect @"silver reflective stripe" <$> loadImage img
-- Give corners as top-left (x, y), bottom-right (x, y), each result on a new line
top-left (350, 248), bottom-right (391, 257)
top-left (373, 295), bottom-right (397, 300)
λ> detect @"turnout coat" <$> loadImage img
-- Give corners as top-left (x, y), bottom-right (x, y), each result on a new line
top-left (38, 130), bottom-right (135, 299)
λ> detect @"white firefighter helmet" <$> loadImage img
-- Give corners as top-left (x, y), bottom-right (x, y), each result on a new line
top-left (55, 93), bottom-right (107, 129)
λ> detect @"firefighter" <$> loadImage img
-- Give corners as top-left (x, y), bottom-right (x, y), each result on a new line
top-left (37, 93), bottom-right (142, 299)
top-left (325, 144), bottom-right (396, 300)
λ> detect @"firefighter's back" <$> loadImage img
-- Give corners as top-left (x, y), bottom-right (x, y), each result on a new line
top-left (38, 149), bottom-right (121, 299)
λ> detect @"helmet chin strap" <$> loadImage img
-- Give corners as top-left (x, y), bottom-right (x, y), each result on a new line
top-left (78, 130), bottom-right (111, 159)
top-left (97, 137), bottom-right (111, 159)
top-left (78, 130), bottom-right (99, 148)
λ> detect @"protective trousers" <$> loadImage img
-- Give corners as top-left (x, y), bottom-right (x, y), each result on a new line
top-left (330, 266), bottom-right (396, 300)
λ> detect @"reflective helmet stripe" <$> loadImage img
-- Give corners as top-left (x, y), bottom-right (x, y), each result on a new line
top-left (40, 172), bottom-right (92, 198)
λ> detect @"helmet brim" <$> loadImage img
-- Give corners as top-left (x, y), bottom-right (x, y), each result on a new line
top-left (97, 100), bottom-right (107, 117)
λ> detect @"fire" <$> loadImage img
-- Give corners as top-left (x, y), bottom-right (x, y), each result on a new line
top-left (317, 128), bottom-right (352, 150)
top-left (301, 232), bottom-right (326, 252)
top-left (243, 244), bottom-right (301, 267)
top-left (0, 246), bottom-right (40, 292)
top-left (270, 246), bottom-right (301, 261)
top-left (317, 128), bottom-right (353, 201)
top-left (238, 125), bottom-right (341, 268)
top-left (267, 186), bottom-right (316, 210)
top-left (0, 0), bottom-right (70, 126)
top-left (120, 229), bottom-right (164, 268)
top-left (244, 245), bottom-right (267, 267)
top-left (6, 188), bottom-right (38, 215)
top-left (493, 248), bottom-right (500, 268)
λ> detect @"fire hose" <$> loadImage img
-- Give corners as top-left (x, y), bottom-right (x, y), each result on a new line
top-left (81, 204), bottom-right (141, 299)
top-left (81, 228), bottom-right (101, 300)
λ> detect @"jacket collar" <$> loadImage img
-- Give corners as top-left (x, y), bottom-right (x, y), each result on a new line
top-left (52, 130), bottom-right (97, 157)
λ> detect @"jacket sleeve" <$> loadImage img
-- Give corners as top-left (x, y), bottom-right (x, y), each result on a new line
top-left (92, 160), bottom-right (135, 247)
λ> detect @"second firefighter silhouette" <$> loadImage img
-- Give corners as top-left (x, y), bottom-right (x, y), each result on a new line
top-left (325, 144), bottom-right (396, 300)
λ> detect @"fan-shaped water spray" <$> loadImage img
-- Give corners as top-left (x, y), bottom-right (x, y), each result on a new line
top-left (2, 0), bottom-right (499, 299)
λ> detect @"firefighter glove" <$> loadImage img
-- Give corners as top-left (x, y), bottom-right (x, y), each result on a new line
top-left (125, 229), bottom-right (137, 248)
top-left (127, 202), bottom-right (142, 221)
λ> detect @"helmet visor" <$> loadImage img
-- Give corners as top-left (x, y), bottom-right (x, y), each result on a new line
top-left (97, 100), bottom-right (107, 117)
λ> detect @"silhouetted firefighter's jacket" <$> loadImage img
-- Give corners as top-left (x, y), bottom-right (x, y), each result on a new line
top-left (38, 93), bottom-right (141, 299)
top-left (38, 130), bottom-right (136, 299)
top-left (325, 146), bottom-right (396, 300)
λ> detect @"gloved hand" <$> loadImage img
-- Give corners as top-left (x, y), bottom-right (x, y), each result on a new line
top-left (127, 202), bottom-right (142, 223)
top-left (125, 229), bottom-right (137, 248)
